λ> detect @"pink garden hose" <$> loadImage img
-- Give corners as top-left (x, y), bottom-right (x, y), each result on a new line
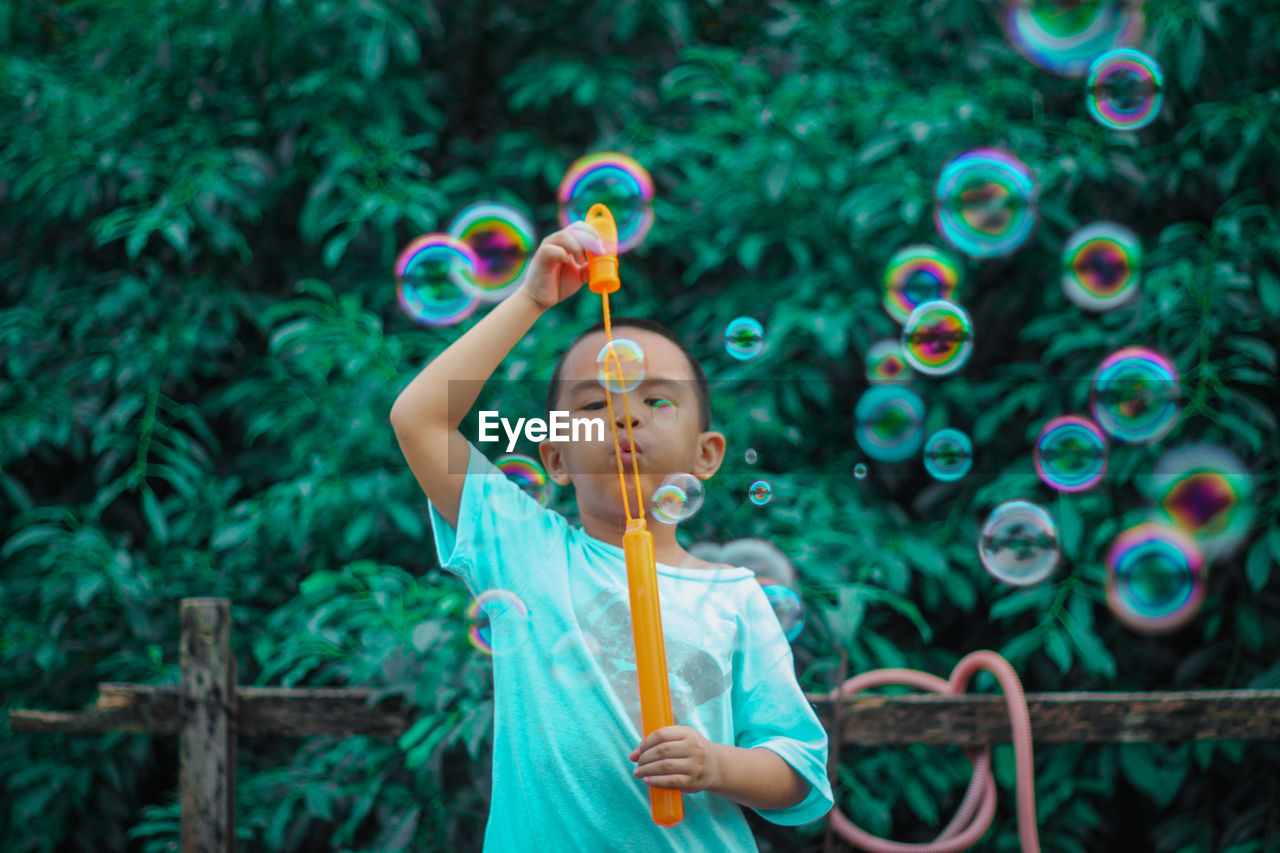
top-left (825, 651), bottom-right (1040, 853)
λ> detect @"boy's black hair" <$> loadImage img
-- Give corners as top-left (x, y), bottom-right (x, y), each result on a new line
top-left (546, 316), bottom-right (712, 432)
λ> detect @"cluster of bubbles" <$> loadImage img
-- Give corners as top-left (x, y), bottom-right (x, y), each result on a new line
top-left (1062, 221), bottom-right (1143, 310)
top-left (725, 316), bottom-right (766, 360)
top-left (393, 151), bottom-right (654, 327)
top-left (652, 472), bottom-right (705, 524)
top-left (557, 152), bottom-right (655, 253)
top-left (465, 588), bottom-right (532, 656)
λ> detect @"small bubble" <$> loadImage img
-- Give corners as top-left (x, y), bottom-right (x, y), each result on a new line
top-left (748, 480), bottom-right (772, 506)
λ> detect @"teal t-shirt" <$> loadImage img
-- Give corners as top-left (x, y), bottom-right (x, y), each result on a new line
top-left (426, 442), bottom-right (834, 852)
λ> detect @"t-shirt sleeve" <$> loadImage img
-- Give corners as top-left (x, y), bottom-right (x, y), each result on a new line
top-left (425, 440), bottom-right (565, 599)
top-left (730, 583), bottom-right (834, 827)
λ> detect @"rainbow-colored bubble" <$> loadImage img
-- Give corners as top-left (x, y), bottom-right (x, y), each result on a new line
top-left (934, 148), bottom-right (1037, 258)
top-left (866, 338), bottom-right (916, 385)
top-left (1033, 415), bottom-right (1108, 493)
top-left (1062, 222), bottom-right (1142, 311)
top-left (1086, 48), bottom-right (1164, 130)
top-left (883, 245), bottom-right (962, 323)
top-left (652, 397), bottom-right (679, 428)
top-left (652, 472), bottom-right (704, 524)
top-left (902, 299), bottom-right (974, 376)
top-left (557, 152), bottom-right (655, 253)
top-left (1002, 0), bottom-right (1145, 78)
top-left (466, 588), bottom-right (531, 656)
top-left (447, 202), bottom-right (536, 301)
top-left (979, 500), bottom-right (1060, 586)
top-left (1148, 444), bottom-right (1254, 560)
top-left (854, 463), bottom-right (868, 480)
top-left (494, 454), bottom-right (554, 520)
top-left (855, 386), bottom-right (926, 463)
top-left (923, 428), bottom-right (973, 482)
top-left (394, 234), bottom-right (480, 327)
top-left (725, 316), bottom-right (765, 361)
top-left (749, 480), bottom-right (773, 507)
top-left (1105, 522), bottom-right (1205, 634)
top-left (760, 579), bottom-right (805, 642)
top-left (1090, 347), bottom-right (1180, 444)
top-left (596, 338), bottom-right (647, 394)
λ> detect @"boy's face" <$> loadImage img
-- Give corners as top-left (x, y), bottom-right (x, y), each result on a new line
top-left (539, 328), bottom-right (725, 520)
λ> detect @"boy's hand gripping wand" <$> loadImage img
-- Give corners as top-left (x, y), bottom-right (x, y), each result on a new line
top-left (584, 203), bottom-right (683, 828)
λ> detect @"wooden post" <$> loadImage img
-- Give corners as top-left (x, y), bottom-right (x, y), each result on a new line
top-left (180, 598), bottom-right (235, 853)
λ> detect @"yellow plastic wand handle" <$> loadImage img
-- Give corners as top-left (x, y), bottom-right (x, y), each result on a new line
top-left (585, 203), bottom-right (620, 294)
top-left (624, 520), bottom-right (683, 827)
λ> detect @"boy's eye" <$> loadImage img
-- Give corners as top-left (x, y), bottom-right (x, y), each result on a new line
top-left (582, 401), bottom-right (607, 411)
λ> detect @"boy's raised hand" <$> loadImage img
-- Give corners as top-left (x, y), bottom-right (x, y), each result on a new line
top-left (630, 725), bottom-right (721, 794)
top-left (520, 221), bottom-right (608, 310)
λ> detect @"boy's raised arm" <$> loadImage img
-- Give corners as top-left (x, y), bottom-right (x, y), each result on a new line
top-left (388, 222), bottom-right (605, 529)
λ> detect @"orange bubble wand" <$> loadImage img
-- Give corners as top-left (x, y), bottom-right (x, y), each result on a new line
top-left (583, 203), bottom-right (683, 828)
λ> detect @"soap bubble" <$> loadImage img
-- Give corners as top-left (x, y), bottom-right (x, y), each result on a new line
top-left (866, 338), bottom-right (916, 385)
top-left (1105, 522), bottom-right (1205, 634)
top-left (748, 480), bottom-right (773, 506)
top-left (745, 448), bottom-right (758, 465)
top-left (883, 245), bottom-right (962, 323)
top-left (760, 579), bottom-right (805, 642)
top-left (596, 338), bottom-right (647, 394)
top-left (1033, 415), bottom-right (1109, 493)
top-left (934, 148), bottom-right (1037, 258)
top-left (725, 317), bottom-right (766, 361)
top-left (1086, 48), bottom-right (1164, 130)
top-left (447, 202), bottom-right (536, 301)
top-left (493, 454), bottom-right (554, 521)
top-left (1001, 0), bottom-right (1145, 78)
top-left (1062, 221), bottom-right (1142, 311)
top-left (855, 386), bottom-right (926, 463)
top-left (394, 234), bottom-right (480, 327)
top-left (1090, 347), bottom-right (1180, 443)
top-left (1147, 444), bottom-right (1254, 559)
top-left (652, 472), bottom-right (704, 524)
top-left (923, 428), bottom-right (973, 482)
top-left (902, 299), bottom-right (974, 376)
top-left (979, 500), bottom-right (1060, 586)
top-left (854, 463), bottom-right (869, 480)
top-left (557, 152), bottom-right (655, 253)
top-left (651, 396), bottom-right (679, 428)
top-left (466, 589), bottom-right (531, 657)
top-left (550, 630), bottom-right (602, 687)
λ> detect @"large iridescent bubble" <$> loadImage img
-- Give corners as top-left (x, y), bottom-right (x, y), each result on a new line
top-left (394, 234), bottom-right (480, 327)
top-left (493, 454), bottom-right (555, 521)
top-left (923, 428), bottom-right (974, 482)
top-left (466, 588), bottom-right (532, 657)
top-left (447, 201), bottom-right (536, 302)
top-left (1105, 522), bottom-right (1205, 634)
top-left (979, 500), bottom-right (1060, 586)
top-left (652, 472), bottom-right (705, 524)
top-left (1033, 415), bottom-right (1108, 493)
top-left (883, 245), bottom-right (962, 324)
top-left (557, 152), bottom-right (655, 253)
top-left (1002, 0), bottom-right (1145, 78)
top-left (934, 148), bottom-right (1037, 258)
top-left (1090, 347), bottom-right (1180, 443)
top-left (902, 299), bottom-right (974, 376)
top-left (1062, 222), bottom-right (1142, 311)
top-left (1086, 48), bottom-right (1164, 130)
top-left (595, 338), bottom-right (647, 394)
top-left (855, 386), bottom-right (926, 463)
top-left (1145, 444), bottom-right (1254, 560)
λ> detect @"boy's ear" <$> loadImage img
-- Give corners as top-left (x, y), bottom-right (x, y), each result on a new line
top-left (539, 440), bottom-right (573, 486)
top-left (692, 430), bottom-right (726, 480)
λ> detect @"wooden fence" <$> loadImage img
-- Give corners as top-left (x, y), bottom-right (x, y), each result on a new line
top-left (8, 597), bottom-right (1280, 852)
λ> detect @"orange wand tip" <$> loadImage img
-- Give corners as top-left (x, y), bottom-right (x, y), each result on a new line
top-left (585, 203), bottom-right (620, 294)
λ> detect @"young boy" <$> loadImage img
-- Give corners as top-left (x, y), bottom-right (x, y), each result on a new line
top-left (389, 221), bottom-right (833, 851)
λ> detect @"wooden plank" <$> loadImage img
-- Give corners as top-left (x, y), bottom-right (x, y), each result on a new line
top-left (806, 689), bottom-right (1280, 746)
top-left (180, 598), bottom-right (234, 853)
top-left (10, 685), bottom-right (1280, 745)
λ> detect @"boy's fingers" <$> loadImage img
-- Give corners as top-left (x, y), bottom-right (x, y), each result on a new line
top-left (567, 220), bottom-right (607, 255)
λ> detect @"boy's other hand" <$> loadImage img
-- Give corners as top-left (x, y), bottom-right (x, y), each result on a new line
top-left (629, 725), bottom-right (720, 793)
top-left (520, 222), bottom-right (607, 310)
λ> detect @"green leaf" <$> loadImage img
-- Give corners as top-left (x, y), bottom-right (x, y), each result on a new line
top-left (1118, 743), bottom-right (1188, 808)
top-left (1062, 614), bottom-right (1116, 678)
top-left (1245, 536), bottom-right (1272, 592)
top-left (1044, 625), bottom-right (1073, 674)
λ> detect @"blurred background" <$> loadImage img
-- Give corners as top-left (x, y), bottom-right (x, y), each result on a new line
top-left (2, 0), bottom-right (1278, 850)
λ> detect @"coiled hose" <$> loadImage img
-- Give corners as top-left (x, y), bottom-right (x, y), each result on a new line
top-left (825, 651), bottom-right (1040, 853)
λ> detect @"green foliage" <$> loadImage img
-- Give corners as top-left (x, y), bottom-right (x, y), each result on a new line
top-left (3, 0), bottom-right (1279, 850)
